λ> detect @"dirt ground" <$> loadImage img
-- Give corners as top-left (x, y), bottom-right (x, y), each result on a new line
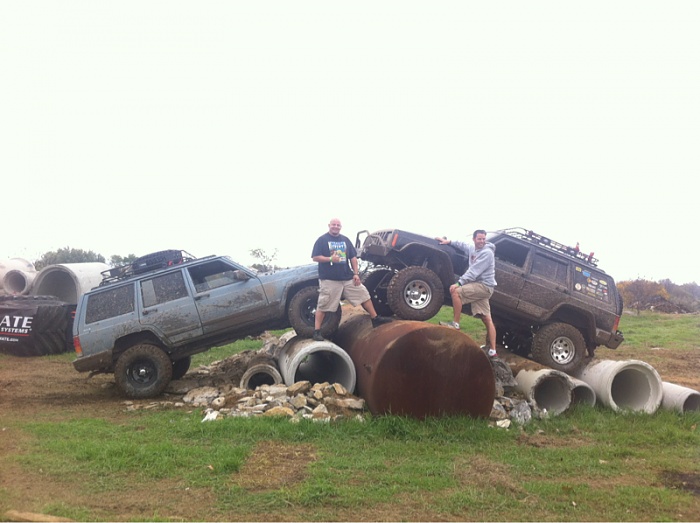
top-left (1, 339), bottom-right (698, 521)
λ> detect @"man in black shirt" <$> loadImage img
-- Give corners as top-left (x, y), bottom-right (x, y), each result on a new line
top-left (311, 218), bottom-right (392, 341)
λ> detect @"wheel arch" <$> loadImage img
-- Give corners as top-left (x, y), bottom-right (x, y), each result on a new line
top-left (113, 331), bottom-right (167, 362)
top-left (392, 244), bottom-right (456, 286)
top-left (546, 306), bottom-right (596, 346)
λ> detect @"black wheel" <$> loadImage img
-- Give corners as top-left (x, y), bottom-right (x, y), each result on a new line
top-left (288, 286), bottom-right (342, 338)
top-left (386, 266), bottom-right (444, 321)
top-left (172, 355), bottom-right (192, 380)
top-left (531, 323), bottom-right (586, 375)
top-left (496, 325), bottom-right (532, 356)
top-left (361, 269), bottom-right (394, 317)
top-left (114, 344), bottom-right (173, 399)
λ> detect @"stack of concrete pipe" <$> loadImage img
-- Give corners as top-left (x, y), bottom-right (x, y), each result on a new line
top-left (0, 258), bottom-right (110, 303)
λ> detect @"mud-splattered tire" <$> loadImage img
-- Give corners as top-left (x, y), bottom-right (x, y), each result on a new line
top-left (531, 323), bottom-right (586, 375)
top-left (114, 344), bottom-right (173, 399)
top-left (387, 266), bottom-right (444, 321)
top-left (362, 269), bottom-right (394, 317)
top-left (288, 286), bottom-right (342, 338)
top-left (172, 355), bottom-right (192, 380)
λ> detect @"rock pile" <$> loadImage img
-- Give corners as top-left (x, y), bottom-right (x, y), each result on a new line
top-left (120, 332), bottom-right (543, 427)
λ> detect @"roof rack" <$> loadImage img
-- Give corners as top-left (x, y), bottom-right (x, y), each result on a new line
top-left (498, 228), bottom-right (598, 266)
top-left (99, 250), bottom-right (197, 286)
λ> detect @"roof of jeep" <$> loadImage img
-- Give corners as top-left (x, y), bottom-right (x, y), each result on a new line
top-left (488, 227), bottom-right (600, 268)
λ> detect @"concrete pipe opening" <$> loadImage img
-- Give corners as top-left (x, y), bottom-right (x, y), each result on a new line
top-left (515, 369), bottom-right (573, 416)
top-left (31, 263), bottom-right (110, 304)
top-left (1, 258), bottom-right (35, 293)
top-left (575, 359), bottom-right (663, 413)
top-left (569, 377), bottom-right (597, 407)
top-left (240, 363), bottom-right (284, 390)
top-left (3, 269), bottom-right (37, 296)
top-left (661, 382), bottom-right (700, 414)
top-left (276, 335), bottom-right (356, 392)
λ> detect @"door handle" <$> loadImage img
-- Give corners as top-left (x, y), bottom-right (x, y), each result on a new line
top-left (143, 308), bottom-right (158, 315)
top-left (195, 294), bottom-right (210, 300)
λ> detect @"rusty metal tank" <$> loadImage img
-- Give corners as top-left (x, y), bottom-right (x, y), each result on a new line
top-left (333, 315), bottom-right (495, 418)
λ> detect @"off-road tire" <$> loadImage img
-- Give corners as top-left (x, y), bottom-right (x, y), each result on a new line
top-left (387, 266), bottom-right (444, 321)
top-left (114, 344), bottom-right (173, 399)
top-left (172, 355), bottom-right (192, 380)
top-left (288, 286), bottom-right (342, 339)
top-left (531, 322), bottom-right (586, 375)
top-left (362, 269), bottom-right (394, 317)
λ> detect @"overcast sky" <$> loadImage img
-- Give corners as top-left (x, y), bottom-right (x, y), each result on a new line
top-left (2, 1), bottom-right (698, 284)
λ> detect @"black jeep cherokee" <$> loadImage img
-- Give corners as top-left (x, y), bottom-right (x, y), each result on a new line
top-left (355, 227), bottom-right (624, 374)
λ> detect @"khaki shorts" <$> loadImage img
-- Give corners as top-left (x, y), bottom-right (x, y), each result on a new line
top-left (317, 279), bottom-right (371, 312)
top-left (456, 282), bottom-right (494, 317)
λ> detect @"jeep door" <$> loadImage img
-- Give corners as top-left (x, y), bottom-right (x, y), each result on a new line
top-left (516, 251), bottom-right (570, 318)
top-left (139, 269), bottom-right (204, 344)
top-left (489, 237), bottom-right (529, 312)
top-left (186, 258), bottom-right (270, 335)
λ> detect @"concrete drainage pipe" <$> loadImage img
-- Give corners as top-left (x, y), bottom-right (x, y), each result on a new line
top-left (276, 335), bottom-right (356, 393)
top-left (568, 377), bottom-right (597, 407)
top-left (30, 263), bottom-right (110, 303)
top-left (0, 258), bottom-right (36, 294)
top-left (514, 369), bottom-right (573, 416)
top-left (661, 382), bottom-right (700, 414)
top-left (3, 269), bottom-right (37, 295)
top-left (239, 356), bottom-right (284, 390)
top-left (495, 347), bottom-right (579, 415)
top-left (574, 359), bottom-right (663, 414)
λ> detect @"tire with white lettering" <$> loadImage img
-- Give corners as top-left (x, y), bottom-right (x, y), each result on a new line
top-left (114, 344), bottom-right (173, 398)
top-left (288, 286), bottom-right (342, 338)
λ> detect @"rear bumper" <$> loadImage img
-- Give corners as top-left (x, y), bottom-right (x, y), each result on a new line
top-left (73, 350), bottom-right (114, 373)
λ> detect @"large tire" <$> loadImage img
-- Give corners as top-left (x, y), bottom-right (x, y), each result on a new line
top-left (172, 355), bottom-right (192, 380)
top-left (386, 266), bottom-right (444, 321)
top-left (362, 269), bottom-right (394, 317)
top-left (114, 344), bottom-right (173, 399)
top-left (531, 323), bottom-right (586, 375)
top-left (287, 286), bottom-right (342, 338)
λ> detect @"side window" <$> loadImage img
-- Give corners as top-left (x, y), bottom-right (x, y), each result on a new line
top-left (531, 253), bottom-right (568, 284)
top-left (85, 285), bottom-right (135, 324)
top-left (141, 271), bottom-right (189, 308)
top-left (573, 266), bottom-right (611, 303)
top-left (493, 238), bottom-right (529, 268)
top-left (188, 260), bottom-right (239, 293)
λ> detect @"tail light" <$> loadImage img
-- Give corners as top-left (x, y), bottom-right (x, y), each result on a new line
top-left (73, 336), bottom-right (82, 356)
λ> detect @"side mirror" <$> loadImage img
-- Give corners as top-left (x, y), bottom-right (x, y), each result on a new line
top-left (233, 270), bottom-right (251, 281)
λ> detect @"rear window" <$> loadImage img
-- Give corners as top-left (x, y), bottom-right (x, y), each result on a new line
top-left (85, 285), bottom-right (135, 324)
top-left (573, 266), bottom-right (612, 303)
top-left (141, 271), bottom-right (189, 308)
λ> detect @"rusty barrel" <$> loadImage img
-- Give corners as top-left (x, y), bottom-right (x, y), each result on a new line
top-left (333, 315), bottom-right (495, 418)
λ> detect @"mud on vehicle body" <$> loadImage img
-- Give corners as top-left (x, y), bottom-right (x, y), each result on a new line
top-left (73, 251), bottom-right (339, 398)
top-left (356, 228), bottom-right (624, 374)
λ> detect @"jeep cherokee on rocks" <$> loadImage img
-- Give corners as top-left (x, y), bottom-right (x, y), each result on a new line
top-left (72, 250), bottom-right (340, 398)
top-left (355, 228), bottom-right (624, 374)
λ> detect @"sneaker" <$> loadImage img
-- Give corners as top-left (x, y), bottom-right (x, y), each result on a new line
top-left (371, 316), bottom-right (394, 328)
top-left (439, 321), bottom-right (460, 330)
top-left (481, 345), bottom-right (497, 357)
top-left (312, 330), bottom-right (324, 342)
